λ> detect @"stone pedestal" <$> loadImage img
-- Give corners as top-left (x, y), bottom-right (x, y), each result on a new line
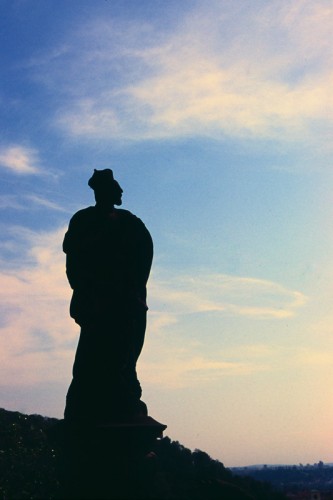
top-left (55, 416), bottom-right (167, 499)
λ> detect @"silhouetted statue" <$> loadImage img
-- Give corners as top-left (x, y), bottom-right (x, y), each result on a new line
top-left (63, 169), bottom-right (153, 422)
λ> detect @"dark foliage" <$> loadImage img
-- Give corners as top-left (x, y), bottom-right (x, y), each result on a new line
top-left (0, 408), bottom-right (286, 499)
top-left (152, 437), bottom-right (286, 499)
top-left (0, 408), bottom-right (59, 499)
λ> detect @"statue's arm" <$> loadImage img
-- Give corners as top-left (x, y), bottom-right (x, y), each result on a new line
top-left (63, 212), bottom-right (92, 290)
top-left (139, 224), bottom-right (154, 286)
top-left (133, 219), bottom-right (154, 308)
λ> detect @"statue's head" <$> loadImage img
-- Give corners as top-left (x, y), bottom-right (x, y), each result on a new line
top-left (88, 169), bottom-right (123, 206)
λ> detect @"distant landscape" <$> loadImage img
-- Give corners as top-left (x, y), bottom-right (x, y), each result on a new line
top-left (233, 463), bottom-right (333, 498)
top-left (1, 407), bottom-right (332, 499)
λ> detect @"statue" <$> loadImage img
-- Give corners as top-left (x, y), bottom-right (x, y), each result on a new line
top-left (63, 169), bottom-right (153, 423)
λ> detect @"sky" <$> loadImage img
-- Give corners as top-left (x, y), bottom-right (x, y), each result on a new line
top-left (1, 0), bottom-right (333, 467)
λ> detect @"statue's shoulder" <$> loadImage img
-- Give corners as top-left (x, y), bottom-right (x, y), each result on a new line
top-left (71, 206), bottom-right (96, 218)
top-left (63, 207), bottom-right (97, 252)
top-left (116, 209), bottom-right (147, 228)
top-left (116, 209), bottom-right (152, 244)
top-left (115, 208), bottom-right (139, 220)
top-left (69, 206), bottom-right (96, 225)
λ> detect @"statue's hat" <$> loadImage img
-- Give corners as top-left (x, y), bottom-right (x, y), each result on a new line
top-left (88, 169), bottom-right (114, 190)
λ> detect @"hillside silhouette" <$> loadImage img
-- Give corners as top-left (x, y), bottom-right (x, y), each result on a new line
top-left (0, 407), bottom-right (286, 499)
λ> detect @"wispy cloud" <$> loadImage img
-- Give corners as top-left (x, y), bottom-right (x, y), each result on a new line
top-left (0, 224), bottom-right (307, 390)
top-left (149, 272), bottom-right (307, 321)
top-left (0, 145), bottom-right (41, 174)
top-left (0, 194), bottom-right (68, 212)
top-left (0, 195), bottom-right (26, 210)
top-left (25, 194), bottom-right (68, 212)
top-left (140, 353), bottom-right (266, 389)
top-left (0, 227), bottom-right (76, 386)
top-left (38, 0), bottom-right (333, 144)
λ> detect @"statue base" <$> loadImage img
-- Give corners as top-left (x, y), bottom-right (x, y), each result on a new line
top-left (54, 416), bottom-right (167, 499)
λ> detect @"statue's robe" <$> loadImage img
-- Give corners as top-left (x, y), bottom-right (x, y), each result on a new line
top-left (63, 205), bottom-right (153, 421)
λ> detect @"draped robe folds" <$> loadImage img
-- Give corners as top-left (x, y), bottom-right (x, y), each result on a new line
top-left (63, 205), bottom-right (153, 422)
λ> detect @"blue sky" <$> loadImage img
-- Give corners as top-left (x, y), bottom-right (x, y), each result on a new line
top-left (1, 0), bottom-right (333, 466)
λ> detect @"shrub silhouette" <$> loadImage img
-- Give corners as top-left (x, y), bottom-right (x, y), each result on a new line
top-left (0, 408), bottom-right (286, 499)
